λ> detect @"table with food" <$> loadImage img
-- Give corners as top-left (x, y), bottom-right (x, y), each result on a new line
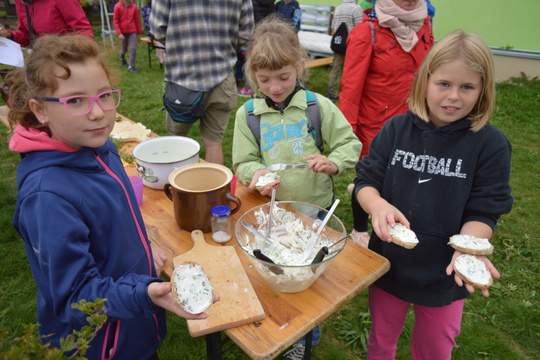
top-left (98, 115), bottom-right (392, 359)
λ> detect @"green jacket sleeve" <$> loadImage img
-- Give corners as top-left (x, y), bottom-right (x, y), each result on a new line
top-left (232, 104), bottom-right (267, 186)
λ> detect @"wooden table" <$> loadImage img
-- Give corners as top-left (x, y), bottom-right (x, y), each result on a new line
top-left (0, 108), bottom-right (390, 359)
top-left (139, 36), bottom-right (165, 69)
top-left (124, 162), bottom-right (390, 360)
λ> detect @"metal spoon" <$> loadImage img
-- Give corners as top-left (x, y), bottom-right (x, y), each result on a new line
top-left (299, 199), bottom-right (340, 264)
top-left (241, 220), bottom-right (273, 245)
top-left (266, 189), bottom-right (276, 239)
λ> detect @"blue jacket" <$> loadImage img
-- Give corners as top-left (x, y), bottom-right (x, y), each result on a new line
top-left (11, 128), bottom-right (166, 360)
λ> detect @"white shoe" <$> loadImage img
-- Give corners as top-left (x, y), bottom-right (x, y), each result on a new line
top-left (282, 343), bottom-right (305, 360)
top-left (347, 183), bottom-right (354, 196)
top-left (351, 230), bottom-right (370, 247)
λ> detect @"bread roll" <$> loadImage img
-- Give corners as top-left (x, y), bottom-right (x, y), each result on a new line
top-left (171, 262), bottom-right (214, 314)
top-left (387, 223), bottom-right (418, 249)
top-left (448, 234), bottom-right (494, 255)
top-left (255, 172), bottom-right (280, 191)
top-left (454, 254), bottom-right (492, 290)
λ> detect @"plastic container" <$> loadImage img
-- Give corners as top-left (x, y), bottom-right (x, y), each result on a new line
top-left (211, 205), bottom-right (232, 243)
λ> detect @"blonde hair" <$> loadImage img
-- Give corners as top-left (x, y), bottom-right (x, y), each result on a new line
top-left (244, 15), bottom-right (308, 90)
top-left (408, 30), bottom-right (495, 131)
top-left (5, 34), bottom-right (111, 132)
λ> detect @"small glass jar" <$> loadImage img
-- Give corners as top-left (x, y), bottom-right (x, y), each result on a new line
top-left (211, 205), bottom-right (232, 243)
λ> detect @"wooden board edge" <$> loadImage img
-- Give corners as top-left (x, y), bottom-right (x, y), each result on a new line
top-left (187, 312), bottom-right (266, 338)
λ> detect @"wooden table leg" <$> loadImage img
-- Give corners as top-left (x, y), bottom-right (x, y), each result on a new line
top-left (304, 330), bottom-right (313, 360)
top-left (205, 332), bottom-right (238, 360)
top-left (206, 332), bottom-right (223, 360)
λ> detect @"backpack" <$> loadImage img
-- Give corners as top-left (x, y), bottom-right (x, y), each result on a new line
top-left (330, 22), bottom-right (349, 54)
top-left (244, 90), bottom-right (323, 153)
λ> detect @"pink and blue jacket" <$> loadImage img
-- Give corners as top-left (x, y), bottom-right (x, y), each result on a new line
top-left (10, 125), bottom-right (166, 360)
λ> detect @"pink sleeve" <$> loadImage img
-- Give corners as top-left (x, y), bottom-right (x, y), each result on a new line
top-left (62, 0), bottom-right (94, 38)
top-left (10, 1), bottom-right (30, 47)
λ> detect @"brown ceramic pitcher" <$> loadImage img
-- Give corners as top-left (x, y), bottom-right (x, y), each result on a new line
top-left (164, 163), bottom-right (241, 233)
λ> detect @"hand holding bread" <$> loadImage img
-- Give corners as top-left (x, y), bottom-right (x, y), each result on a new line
top-left (255, 172), bottom-right (280, 192)
top-left (387, 223), bottom-right (418, 249)
top-left (447, 234), bottom-right (499, 295)
top-left (249, 169), bottom-right (280, 196)
top-left (171, 262), bottom-right (215, 315)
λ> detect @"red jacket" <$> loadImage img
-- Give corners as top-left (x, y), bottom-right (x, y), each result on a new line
top-left (339, 12), bottom-right (433, 158)
top-left (9, 0), bottom-right (94, 47)
top-left (113, 2), bottom-right (142, 35)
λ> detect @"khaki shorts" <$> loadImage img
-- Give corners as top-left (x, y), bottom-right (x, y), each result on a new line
top-left (166, 72), bottom-right (238, 143)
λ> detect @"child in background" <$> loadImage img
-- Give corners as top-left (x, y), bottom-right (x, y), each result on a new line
top-left (275, 0), bottom-right (301, 32)
top-left (113, 0), bottom-right (142, 73)
top-left (141, 0), bottom-right (153, 35)
top-left (6, 34), bottom-right (216, 360)
top-left (353, 30), bottom-right (513, 359)
top-left (232, 17), bottom-right (361, 359)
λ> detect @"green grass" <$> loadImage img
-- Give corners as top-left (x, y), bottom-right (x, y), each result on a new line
top-left (0, 38), bottom-right (538, 360)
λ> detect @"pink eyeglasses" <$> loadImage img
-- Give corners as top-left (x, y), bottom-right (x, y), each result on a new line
top-left (34, 89), bottom-right (121, 116)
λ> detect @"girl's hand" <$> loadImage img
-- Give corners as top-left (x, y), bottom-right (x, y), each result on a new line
top-left (151, 245), bottom-right (166, 276)
top-left (248, 169), bottom-right (280, 196)
top-left (148, 282), bottom-right (220, 319)
top-left (446, 250), bottom-right (500, 297)
top-left (368, 197), bottom-right (410, 243)
top-left (304, 154), bottom-right (338, 175)
top-left (118, 34), bottom-right (125, 40)
top-left (0, 25), bottom-right (11, 39)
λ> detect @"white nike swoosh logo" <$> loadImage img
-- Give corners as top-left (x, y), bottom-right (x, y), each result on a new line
top-left (418, 178), bottom-right (432, 184)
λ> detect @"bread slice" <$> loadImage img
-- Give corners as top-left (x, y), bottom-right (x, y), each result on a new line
top-left (448, 234), bottom-right (494, 255)
top-left (387, 223), bottom-right (418, 249)
top-left (255, 172), bottom-right (280, 191)
top-left (454, 254), bottom-right (493, 290)
top-left (110, 120), bottom-right (151, 142)
top-left (171, 262), bottom-right (214, 314)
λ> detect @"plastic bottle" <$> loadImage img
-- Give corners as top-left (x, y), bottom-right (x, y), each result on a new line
top-left (211, 205), bottom-right (232, 243)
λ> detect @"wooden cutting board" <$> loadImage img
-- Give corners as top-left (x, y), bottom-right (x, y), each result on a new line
top-left (173, 230), bottom-right (265, 337)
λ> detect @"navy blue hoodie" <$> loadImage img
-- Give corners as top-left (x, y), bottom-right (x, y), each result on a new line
top-left (11, 125), bottom-right (166, 360)
top-left (355, 111), bottom-right (513, 306)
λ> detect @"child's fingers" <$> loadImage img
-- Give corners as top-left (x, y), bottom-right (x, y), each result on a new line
top-left (480, 256), bottom-right (501, 279)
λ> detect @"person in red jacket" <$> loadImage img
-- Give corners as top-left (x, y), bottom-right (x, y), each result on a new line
top-left (0, 0), bottom-right (94, 48)
top-left (339, 0), bottom-right (434, 246)
top-left (113, 0), bottom-right (142, 73)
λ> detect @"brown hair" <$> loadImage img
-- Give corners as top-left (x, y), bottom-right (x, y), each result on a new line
top-left (5, 34), bottom-right (111, 132)
top-left (408, 30), bottom-right (496, 131)
top-left (244, 15), bottom-right (308, 90)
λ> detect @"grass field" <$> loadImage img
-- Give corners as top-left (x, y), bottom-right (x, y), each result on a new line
top-left (0, 37), bottom-right (539, 359)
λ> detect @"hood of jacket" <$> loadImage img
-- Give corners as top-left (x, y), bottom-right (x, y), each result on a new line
top-left (11, 126), bottom-right (166, 359)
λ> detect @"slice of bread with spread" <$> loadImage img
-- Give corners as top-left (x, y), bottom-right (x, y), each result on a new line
top-left (255, 172), bottom-right (280, 191)
top-left (171, 262), bottom-right (214, 314)
top-left (454, 254), bottom-right (493, 290)
top-left (387, 223), bottom-right (419, 249)
top-left (448, 234), bottom-right (494, 255)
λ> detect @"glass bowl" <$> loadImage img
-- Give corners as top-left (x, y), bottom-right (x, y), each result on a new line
top-left (234, 201), bottom-right (347, 293)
